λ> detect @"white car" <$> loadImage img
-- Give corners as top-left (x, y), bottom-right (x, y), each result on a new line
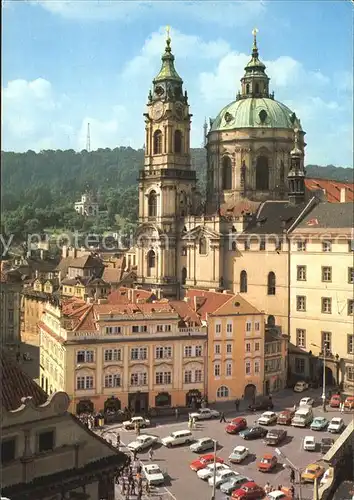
top-left (303, 435), bottom-right (316, 451)
top-left (122, 416), bottom-right (151, 430)
top-left (257, 411), bottom-right (277, 425)
top-left (266, 491), bottom-right (290, 500)
top-left (229, 445), bottom-right (249, 464)
top-left (197, 462), bottom-right (230, 480)
top-left (299, 397), bottom-right (314, 407)
top-left (127, 434), bottom-right (158, 452)
top-left (190, 437), bottom-right (215, 453)
top-left (294, 381), bottom-right (309, 393)
top-left (328, 417), bottom-right (345, 434)
top-left (142, 463), bottom-right (165, 486)
top-left (208, 469), bottom-right (239, 488)
top-left (190, 408), bottom-right (220, 420)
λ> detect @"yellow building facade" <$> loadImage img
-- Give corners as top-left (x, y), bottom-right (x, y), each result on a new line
top-left (289, 203), bottom-right (354, 394)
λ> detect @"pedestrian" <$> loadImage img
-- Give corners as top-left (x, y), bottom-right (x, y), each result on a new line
top-left (133, 449), bottom-right (137, 461)
top-left (340, 402), bottom-right (345, 413)
top-left (290, 468), bottom-right (295, 484)
top-left (192, 416), bottom-right (196, 429)
top-left (264, 482), bottom-right (271, 494)
top-left (277, 484), bottom-right (282, 491)
top-left (148, 447), bottom-right (154, 461)
top-left (175, 408), bottom-right (179, 420)
top-left (235, 398), bottom-right (240, 412)
top-left (116, 433), bottom-right (121, 448)
top-left (289, 484), bottom-right (295, 498)
top-left (219, 412), bottom-right (226, 423)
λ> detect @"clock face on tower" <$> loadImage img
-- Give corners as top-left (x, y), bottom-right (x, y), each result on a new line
top-left (151, 101), bottom-right (164, 120)
top-left (175, 102), bottom-right (184, 120)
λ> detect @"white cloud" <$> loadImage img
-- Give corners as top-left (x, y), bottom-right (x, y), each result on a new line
top-left (28, 0), bottom-right (266, 25)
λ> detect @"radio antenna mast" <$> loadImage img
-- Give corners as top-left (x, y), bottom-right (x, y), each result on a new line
top-left (86, 122), bottom-right (91, 152)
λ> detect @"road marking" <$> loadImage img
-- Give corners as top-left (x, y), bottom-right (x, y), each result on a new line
top-left (163, 486), bottom-right (177, 499)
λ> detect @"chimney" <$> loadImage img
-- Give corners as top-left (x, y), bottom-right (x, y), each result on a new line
top-left (193, 295), bottom-right (197, 311)
top-left (340, 187), bottom-right (346, 203)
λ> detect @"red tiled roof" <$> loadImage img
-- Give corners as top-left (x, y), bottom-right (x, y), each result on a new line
top-left (107, 287), bottom-right (154, 304)
top-left (74, 305), bottom-right (97, 331)
top-left (1, 349), bottom-right (48, 411)
top-left (169, 300), bottom-right (202, 325)
top-left (305, 178), bottom-right (354, 203)
top-left (38, 321), bottom-right (66, 344)
top-left (185, 289), bottom-right (234, 321)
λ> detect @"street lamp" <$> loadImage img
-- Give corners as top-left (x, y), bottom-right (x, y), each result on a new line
top-left (275, 447), bottom-right (303, 500)
top-left (211, 439), bottom-right (217, 500)
top-left (311, 343), bottom-right (327, 411)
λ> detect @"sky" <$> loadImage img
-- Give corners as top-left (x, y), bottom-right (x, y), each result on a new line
top-left (2, 0), bottom-right (353, 167)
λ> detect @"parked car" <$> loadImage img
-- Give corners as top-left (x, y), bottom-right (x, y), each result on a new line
top-left (294, 381), bottom-right (309, 392)
top-left (231, 481), bottom-right (265, 499)
top-left (220, 475), bottom-right (252, 495)
top-left (190, 408), bottom-right (220, 420)
top-left (303, 436), bottom-right (316, 451)
top-left (239, 426), bottom-right (267, 440)
top-left (190, 437), bottom-right (215, 453)
top-left (329, 394), bottom-right (341, 408)
top-left (142, 463), bottom-right (165, 486)
top-left (248, 397), bottom-right (274, 412)
top-left (161, 429), bottom-right (193, 447)
top-left (301, 463), bottom-right (325, 483)
top-left (257, 454), bottom-right (278, 472)
top-left (122, 416), bottom-right (151, 430)
top-left (277, 409), bottom-right (295, 425)
top-left (320, 437), bottom-right (334, 454)
top-left (344, 396), bottom-right (354, 410)
top-left (266, 491), bottom-right (292, 500)
top-left (190, 454), bottom-right (224, 472)
top-left (328, 417), bottom-right (345, 434)
top-left (229, 445), bottom-right (249, 463)
top-left (291, 405), bottom-right (313, 427)
top-left (258, 411), bottom-right (277, 426)
top-left (127, 434), bottom-right (159, 452)
top-left (208, 469), bottom-right (239, 488)
top-left (310, 417), bottom-right (329, 431)
top-left (299, 397), bottom-right (314, 407)
top-left (265, 429), bottom-right (287, 446)
top-left (197, 462), bottom-right (230, 480)
top-left (226, 417), bottom-right (247, 434)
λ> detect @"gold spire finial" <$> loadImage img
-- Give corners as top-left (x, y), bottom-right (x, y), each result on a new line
top-left (294, 127), bottom-right (299, 147)
top-left (166, 25), bottom-right (171, 41)
top-left (252, 27), bottom-right (258, 48)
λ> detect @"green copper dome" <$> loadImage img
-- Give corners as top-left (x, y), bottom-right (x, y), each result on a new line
top-left (210, 97), bottom-right (302, 132)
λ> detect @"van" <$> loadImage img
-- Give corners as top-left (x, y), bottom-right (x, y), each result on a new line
top-left (161, 429), bottom-right (193, 447)
top-left (291, 405), bottom-right (313, 427)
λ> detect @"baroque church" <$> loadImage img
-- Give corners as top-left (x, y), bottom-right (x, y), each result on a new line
top-left (135, 29), bottom-right (308, 313)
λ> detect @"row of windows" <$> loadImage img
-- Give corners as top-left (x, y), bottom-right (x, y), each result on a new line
top-left (77, 345), bottom-right (203, 364)
top-left (214, 341), bottom-right (262, 354)
top-left (296, 240), bottom-right (354, 253)
top-left (265, 358), bottom-right (282, 373)
top-left (215, 320), bottom-right (260, 336)
top-left (152, 129), bottom-right (183, 156)
top-left (296, 329), bottom-right (354, 355)
top-left (297, 265), bottom-right (354, 283)
top-left (105, 324), bottom-right (173, 335)
top-left (239, 270), bottom-right (276, 295)
top-left (1, 430), bottom-right (55, 464)
top-left (76, 369), bottom-right (203, 390)
top-left (214, 360), bottom-right (261, 377)
top-left (296, 296), bottom-right (354, 315)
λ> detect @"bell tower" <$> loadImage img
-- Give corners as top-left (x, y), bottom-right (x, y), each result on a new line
top-left (136, 27), bottom-right (197, 297)
top-left (288, 128), bottom-right (306, 205)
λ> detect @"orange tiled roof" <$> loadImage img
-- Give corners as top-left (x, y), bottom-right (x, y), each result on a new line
top-left (211, 293), bottom-right (261, 316)
top-left (1, 350), bottom-right (48, 411)
top-left (305, 178), bottom-right (354, 203)
top-left (185, 289), bottom-right (234, 321)
top-left (169, 300), bottom-right (202, 325)
top-left (107, 287), bottom-right (154, 304)
top-left (73, 305), bottom-right (97, 331)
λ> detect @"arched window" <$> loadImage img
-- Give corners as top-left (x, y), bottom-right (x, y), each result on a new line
top-left (246, 83), bottom-right (250, 94)
top-left (199, 237), bottom-right (207, 255)
top-left (240, 270), bottom-right (248, 293)
top-left (255, 83), bottom-right (260, 94)
top-left (147, 250), bottom-right (156, 276)
top-left (231, 241), bottom-right (237, 251)
top-left (256, 155), bottom-right (269, 190)
top-left (267, 315), bottom-right (275, 327)
top-left (181, 267), bottom-right (187, 285)
top-left (222, 156), bottom-right (232, 190)
top-left (217, 386), bottom-right (229, 398)
top-left (174, 130), bottom-right (183, 153)
top-left (267, 272), bottom-right (276, 295)
top-left (148, 190), bottom-right (157, 217)
top-left (153, 130), bottom-right (162, 154)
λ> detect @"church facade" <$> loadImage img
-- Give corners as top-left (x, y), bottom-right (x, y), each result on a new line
top-left (135, 30), bottom-right (309, 336)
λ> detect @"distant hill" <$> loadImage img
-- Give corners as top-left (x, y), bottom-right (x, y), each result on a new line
top-left (1, 148), bottom-right (352, 241)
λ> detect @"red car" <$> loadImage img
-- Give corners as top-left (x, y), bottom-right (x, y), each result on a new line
top-left (277, 409), bottom-right (295, 425)
top-left (226, 417), bottom-right (247, 434)
top-left (189, 453), bottom-right (224, 471)
top-left (231, 481), bottom-right (265, 499)
top-left (329, 394), bottom-right (341, 408)
top-left (257, 453), bottom-right (278, 472)
top-left (344, 396), bottom-right (354, 410)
